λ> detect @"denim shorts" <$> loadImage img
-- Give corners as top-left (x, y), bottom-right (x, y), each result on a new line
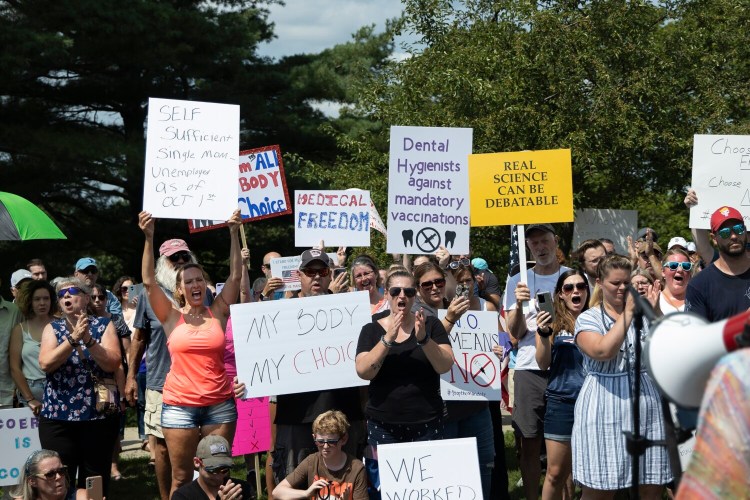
top-left (543, 397), bottom-right (575, 441)
top-left (161, 398), bottom-right (237, 429)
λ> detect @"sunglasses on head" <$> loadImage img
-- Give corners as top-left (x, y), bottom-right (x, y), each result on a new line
top-left (301, 267), bottom-right (331, 278)
top-left (562, 283), bottom-right (587, 293)
top-left (314, 438), bottom-right (341, 446)
top-left (716, 223), bottom-right (746, 239)
top-left (168, 251), bottom-right (191, 263)
top-left (663, 261), bottom-right (693, 271)
top-left (419, 278), bottom-right (446, 290)
top-left (57, 287), bottom-right (82, 298)
top-left (388, 286), bottom-right (417, 298)
top-left (35, 466), bottom-right (67, 480)
top-left (448, 258), bottom-right (471, 270)
top-left (204, 465), bottom-right (231, 475)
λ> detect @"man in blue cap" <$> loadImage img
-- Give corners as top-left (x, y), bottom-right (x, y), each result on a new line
top-left (74, 257), bottom-right (121, 314)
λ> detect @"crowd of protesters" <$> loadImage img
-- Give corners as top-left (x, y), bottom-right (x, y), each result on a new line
top-left (1, 192), bottom-right (748, 500)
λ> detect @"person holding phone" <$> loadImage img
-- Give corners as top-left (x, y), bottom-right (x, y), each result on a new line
top-left (534, 270), bottom-right (589, 500)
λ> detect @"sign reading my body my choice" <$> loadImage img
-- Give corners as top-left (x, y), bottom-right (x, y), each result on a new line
top-left (469, 149), bottom-right (574, 226)
top-left (144, 98), bottom-right (239, 220)
top-left (690, 135), bottom-right (750, 229)
top-left (387, 126), bottom-right (472, 255)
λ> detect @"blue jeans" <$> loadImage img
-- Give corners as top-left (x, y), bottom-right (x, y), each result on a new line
top-left (443, 407), bottom-right (495, 500)
top-left (366, 417), bottom-right (444, 500)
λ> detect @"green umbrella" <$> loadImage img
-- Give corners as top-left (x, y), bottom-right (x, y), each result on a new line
top-left (0, 192), bottom-right (66, 240)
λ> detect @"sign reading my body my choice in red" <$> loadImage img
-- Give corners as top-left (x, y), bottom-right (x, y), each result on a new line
top-left (188, 145), bottom-right (292, 232)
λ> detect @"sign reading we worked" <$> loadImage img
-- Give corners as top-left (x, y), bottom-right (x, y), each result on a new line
top-left (469, 149), bottom-right (574, 226)
top-left (231, 291), bottom-right (371, 398)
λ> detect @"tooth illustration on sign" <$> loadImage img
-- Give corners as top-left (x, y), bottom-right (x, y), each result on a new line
top-left (445, 231), bottom-right (457, 248)
top-left (402, 229), bottom-right (414, 247)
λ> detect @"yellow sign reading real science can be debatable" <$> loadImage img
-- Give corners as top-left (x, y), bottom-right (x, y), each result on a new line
top-left (468, 149), bottom-right (574, 227)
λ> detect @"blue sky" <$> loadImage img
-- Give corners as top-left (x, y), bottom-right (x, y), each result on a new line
top-left (257, 0), bottom-right (406, 58)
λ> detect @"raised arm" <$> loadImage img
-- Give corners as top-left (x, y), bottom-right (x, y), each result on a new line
top-left (576, 298), bottom-right (637, 361)
top-left (684, 188), bottom-right (715, 264)
top-left (213, 209), bottom-right (242, 319)
top-left (139, 211), bottom-right (174, 324)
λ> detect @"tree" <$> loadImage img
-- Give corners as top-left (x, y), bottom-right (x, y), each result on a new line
top-left (300, 0), bottom-right (750, 276)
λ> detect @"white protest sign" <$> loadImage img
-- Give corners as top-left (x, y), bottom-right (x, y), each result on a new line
top-left (295, 190), bottom-right (371, 247)
top-left (438, 310), bottom-right (501, 401)
top-left (144, 97), bottom-right (239, 220)
top-left (387, 126), bottom-right (472, 255)
top-left (347, 188), bottom-right (387, 235)
top-left (270, 253), bottom-right (337, 292)
top-left (188, 145), bottom-right (293, 233)
top-left (690, 135), bottom-right (750, 229)
top-left (231, 291), bottom-right (371, 397)
top-left (572, 208), bottom-right (638, 255)
top-left (378, 438), bottom-right (481, 500)
top-left (0, 408), bottom-right (41, 486)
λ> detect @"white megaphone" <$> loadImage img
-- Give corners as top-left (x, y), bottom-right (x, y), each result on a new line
top-left (644, 309), bottom-right (750, 409)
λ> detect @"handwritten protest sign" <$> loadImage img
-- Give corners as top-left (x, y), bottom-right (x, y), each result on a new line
top-left (0, 408), bottom-right (41, 486)
top-left (572, 208), bottom-right (638, 255)
top-left (347, 188), bottom-right (387, 235)
top-left (378, 438), bottom-right (481, 500)
top-left (188, 145), bottom-right (292, 233)
top-left (144, 98), bottom-right (239, 220)
top-left (438, 310), bottom-right (501, 401)
top-left (270, 253), bottom-right (337, 292)
top-left (387, 126), bottom-right (472, 255)
top-left (233, 397), bottom-right (271, 455)
top-left (295, 190), bottom-right (371, 247)
top-left (690, 135), bottom-right (750, 229)
top-left (231, 291), bottom-right (371, 398)
top-left (469, 149), bottom-right (574, 226)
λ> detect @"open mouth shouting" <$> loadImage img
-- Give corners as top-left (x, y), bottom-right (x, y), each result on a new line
top-left (571, 295), bottom-right (582, 305)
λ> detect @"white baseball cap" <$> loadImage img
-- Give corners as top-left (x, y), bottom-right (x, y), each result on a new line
top-left (667, 237), bottom-right (688, 250)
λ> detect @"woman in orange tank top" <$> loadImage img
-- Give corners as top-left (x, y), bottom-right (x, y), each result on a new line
top-left (139, 209), bottom-right (243, 497)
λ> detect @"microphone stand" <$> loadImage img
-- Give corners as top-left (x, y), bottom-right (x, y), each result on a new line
top-left (624, 286), bottom-right (666, 498)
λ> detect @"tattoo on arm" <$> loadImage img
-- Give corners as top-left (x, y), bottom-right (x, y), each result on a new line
top-left (370, 361), bottom-right (383, 371)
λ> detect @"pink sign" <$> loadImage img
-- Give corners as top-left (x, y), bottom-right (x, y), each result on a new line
top-left (232, 396), bottom-right (271, 455)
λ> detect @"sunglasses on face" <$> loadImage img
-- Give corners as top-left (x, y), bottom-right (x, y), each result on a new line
top-left (78, 267), bottom-right (97, 275)
top-left (204, 465), bottom-right (231, 475)
top-left (301, 267), bottom-right (331, 278)
top-left (663, 261), bottom-right (693, 271)
top-left (168, 251), bottom-right (191, 263)
top-left (716, 223), bottom-right (746, 239)
top-left (388, 286), bottom-right (417, 298)
top-left (91, 294), bottom-right (106, 301)
top-left (57, 287), bottom-right (83, 298)
top-left (35, 466), bottom-right (67, 480)
top-left (120, 286), bottom-right (129, 293)
top-left (562, 283), bottom-right (587, 293)
top-left (419, 278), bottom-right (446, 290)
top-left (448, 258), bottom-right (471, 270)
top-left (314, 438), bottom-right (341, 446)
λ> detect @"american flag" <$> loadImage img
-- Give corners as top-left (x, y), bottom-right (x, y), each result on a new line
top-left (497, 224), bottom-right (519, 413)
top-left (281, 269), bottom-right (299, 283)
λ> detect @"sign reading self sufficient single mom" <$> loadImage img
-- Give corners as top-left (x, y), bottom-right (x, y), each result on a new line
top-left (144, 97), bottom-right (239, 220)
top-left (469, 149), bottom-right (574, 226)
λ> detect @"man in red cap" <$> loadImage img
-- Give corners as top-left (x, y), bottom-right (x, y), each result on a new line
top-left (685, 206), bottom-right (749, 322)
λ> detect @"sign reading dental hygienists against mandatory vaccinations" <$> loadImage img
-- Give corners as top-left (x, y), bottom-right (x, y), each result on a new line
top-left (572, 209), bottom-right (638, 255)
top-left (295, 190), bottom-right (370, 247)
top-left (378, 438), bottom-right (481, 500)
top-left (230, 291), bottom-right (371, 398)
top-left (188, 145), bottom-right (292, 233)
top-left (387, 126), bottom-right (472, 255)
top-left (438, 310), bottom-right (502, 401)
top-left (469, 149), bottom-right (574, 226)
top-left (690, 135), bottom-right (750, 229)
top-left (143, 98), bottom-right (239, 220)
top-left (0, 408), bottom-right (41, 486)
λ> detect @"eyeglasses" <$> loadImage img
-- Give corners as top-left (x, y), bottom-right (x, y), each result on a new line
top-left (168, 251), bottom-right (191, 263)
top-left (663, 261), bottom-right (693, 271)
top-left (716, 223), bottom-right (746, 239)
top-left (353, 271), bottom-right (375, 281)
top-left (448, 258), bottom-right (471, 270)
top-left (632, 279), bottom-right (652, 287)
top-left (388, 287), bottom-right (417, 298)
top-left (35, 466), bottom-right (67, 480)
top-left (92, 294), bottom-right (106, 301)
top-left (204, 465), bottom-right (231, 475)
top-left (57, 287), bottom-right (83, 298)
top-left (314, 438), bottom-right (341, 446)
top-left (561, 283), bottom-right (587, 293)
top-left (301, 267), bottom-right (331, 278)
top-left (419, 278), bottom-right (446, 290)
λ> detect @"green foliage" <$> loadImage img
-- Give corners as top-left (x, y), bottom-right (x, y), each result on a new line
top-left (300, 0), bottom-right (750, 271)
